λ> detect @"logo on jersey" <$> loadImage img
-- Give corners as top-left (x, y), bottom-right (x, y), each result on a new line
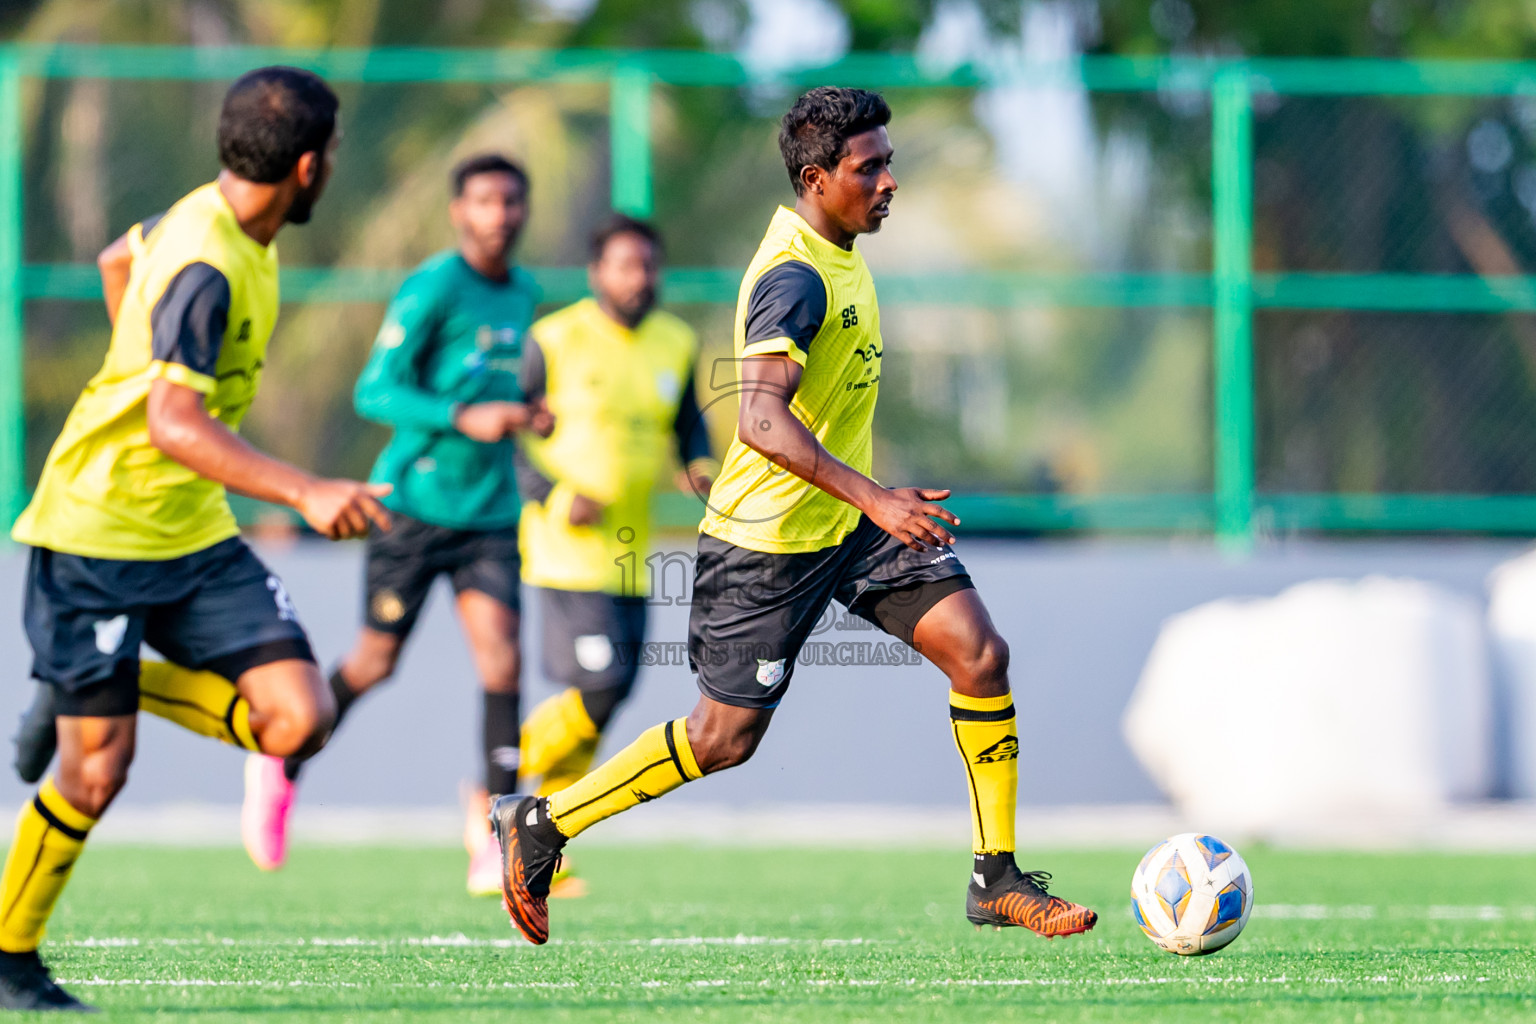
top-left (973, 736), bottom-right (1019, 764)
top-left (654, 368), bottom-right (681, 405)
top-left (477, 325), bottom-right (520, 352)
top-left (755, 658), bottom-right (787, 688)
top-left (378, 322), bottom-right (406, 349)
top-left (853, 342), bottom-right (882, 363)
top-left (840, 304), bottom-right (859, 329)
top-left (93, 614), bottom-right (129, 655)
top-left (234, 319), bottom-right (252, 343)
top-left (267, 576), bottom-right (299, 623)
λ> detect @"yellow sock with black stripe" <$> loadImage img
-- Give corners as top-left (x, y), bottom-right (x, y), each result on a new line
top-left (950, 691), bottom-right (1018, 855)
top-left (138, 660), bottom-right (259, 751)
top-left (0, 778), bottom-right (96, 952)
top-left (520, 688), bottom-right (601, 797)
top-left (546, 718), bottom-right (701, 838)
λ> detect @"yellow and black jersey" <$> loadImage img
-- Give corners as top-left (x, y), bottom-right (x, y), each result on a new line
top-left (12, 182), bottom-right (279, 560)
top-left (701, 205), bottom-right (883, 554)
top-left (516, 298), bottom-right (707, 595)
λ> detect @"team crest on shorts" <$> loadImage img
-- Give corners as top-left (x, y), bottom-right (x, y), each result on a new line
top-left (93, 614), bottom-right (129, 655)
top-left (574, 634), bottom-right (614, 673)
top-left (371, 589), bottom-right (406, 625)
top-left (755, 658), bottom-right (786, 688)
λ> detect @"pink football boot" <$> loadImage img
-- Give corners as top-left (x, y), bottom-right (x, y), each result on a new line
top-left (242, 753), bottom-right (295, 871)
top-left (467, 832), bottom-right (502, 897)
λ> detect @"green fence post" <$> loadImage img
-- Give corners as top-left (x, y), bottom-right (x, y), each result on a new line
top-left (0, 49), bottom-right (24, 533)
top-left (609, 65), bottom-right (653, 217)
top-left (1212, 68), bottom-right (1255, 551)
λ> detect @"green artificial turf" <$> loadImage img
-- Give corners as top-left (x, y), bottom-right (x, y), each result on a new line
top-left (31, 842), bottom-right (1536, 1021)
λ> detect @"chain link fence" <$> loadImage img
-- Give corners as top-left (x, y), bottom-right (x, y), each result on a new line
top-left (7, 49), bottom-right (1536, 539)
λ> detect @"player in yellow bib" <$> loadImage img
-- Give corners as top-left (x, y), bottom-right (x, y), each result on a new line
top-left (491, 88), bottom-right (1097, 946)
top-left (514, 215), bottom-right (714, 897)
top-left (0, 68), bottom-right (388, 1011)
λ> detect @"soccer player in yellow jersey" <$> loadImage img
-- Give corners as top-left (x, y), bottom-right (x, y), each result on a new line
top-left (0, 67), bottom-right (388, 1010)
top-left (492, 88), bottom-right (1098, 945)
top-left (514, 215), bottom-right (714, 896)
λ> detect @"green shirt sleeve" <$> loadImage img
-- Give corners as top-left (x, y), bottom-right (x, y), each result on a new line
top-left (353, 272), bottom-right (459, 431)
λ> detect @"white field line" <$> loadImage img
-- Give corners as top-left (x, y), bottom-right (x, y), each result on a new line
top-left (1255, 904), bottom-right (1536, 920)
top-left (54, 974), bottom-right (1514, 991)
top-left (60, 934), bottom-right (887, 950)
top-left (54, 906), bottom-right (1536, 952)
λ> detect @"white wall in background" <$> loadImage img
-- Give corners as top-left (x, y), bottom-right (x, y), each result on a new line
top-left (1124, 577), bottom-right (1495, 835)
top-left (1488, 548), bottom-right (1536, 798)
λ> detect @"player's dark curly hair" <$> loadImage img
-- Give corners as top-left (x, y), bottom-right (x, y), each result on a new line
top-left (778, 87), bottom-right (892, 195)
top-left (451, 153), bottom-right (530, 197)
top-left (589, 213), bottom-right (663, 261)
top-left (217, 66), bottom-right (339, 184)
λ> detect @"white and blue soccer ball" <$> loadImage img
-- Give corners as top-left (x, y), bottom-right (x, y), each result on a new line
top-left (1130, 832), bottom-right (1253, 955)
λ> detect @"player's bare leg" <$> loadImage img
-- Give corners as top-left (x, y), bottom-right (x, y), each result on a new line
top-left (238, 660), bottom-right (337, 871)
top-left (0, 714), bottom-right (134, 1011)
top-left (456, 588), bottom-right (522, 895)
top-left (241, 630), bottom-right (400, 870)
top-left (336, 628), bottom-right (406, 704)
top-left (492, 698), bottom-right (771, 943)
top-left (912, 589), bottom-right (1096, 938)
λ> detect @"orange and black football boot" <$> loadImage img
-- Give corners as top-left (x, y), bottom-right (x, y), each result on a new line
top-left (966, 867), bottom-right (1098, 938)
top-left (489, 794), bottom-right (565, 945)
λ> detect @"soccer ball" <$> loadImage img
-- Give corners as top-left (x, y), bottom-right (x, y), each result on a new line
top-left (1130, 832), bottom-right (1253, 955)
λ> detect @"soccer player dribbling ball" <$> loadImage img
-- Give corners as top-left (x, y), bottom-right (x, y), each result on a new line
top-left (491, 87), bottom-right (1098, 946)
top-left (0, 67), bottom-right (387, 1011)
top-left (240, 153), bottom-right (552, 891)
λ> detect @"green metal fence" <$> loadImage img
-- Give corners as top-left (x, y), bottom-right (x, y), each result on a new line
top-left (8, 45), bottom-right (1536, 543)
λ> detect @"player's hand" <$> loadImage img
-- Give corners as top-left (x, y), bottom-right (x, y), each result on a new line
top-left (568, 493), bottom-right (604, 527)
top-left (297, 480), bottom-right (393, 540)
top-left (527, 399), bottom-right (555, 438)
top-left (675, 467), bottom-right (713, 496)
top-left (454, 402), bottom-right (523, 443)
top-left (864, 487), bottom-right (959, 552)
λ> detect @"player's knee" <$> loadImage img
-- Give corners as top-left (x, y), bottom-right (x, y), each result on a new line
top-left (691, 719), bottom-right (764, 774)
top-left (72, 755), bottom-right (131, 818)
top-left (262, 693), bottom-right (334, 760)
top-left (966, 632), bottom-right (1010, 693)
top-left (345, 649), bottom-right (399, 692)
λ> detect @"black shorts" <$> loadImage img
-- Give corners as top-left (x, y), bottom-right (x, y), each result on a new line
top-left (536, 588), bottom-right (647, 696)
top-left (364, 511), bottom-right (521, 637)
top-left (23, 538), bottom-right (316, 717)
top-left (687, 515), bottom-right (974, 709)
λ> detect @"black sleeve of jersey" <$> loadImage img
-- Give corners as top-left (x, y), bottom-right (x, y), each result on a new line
top-left (137, 210), bottom-right (168, 242)
top-left (672, 376), bottom-right (711, 464)
top-left (520, 337), bottom-right (547, 403)
top-left (514, 448), bottom-right (555, 505)
top-left (743, 260), bottom-right (827, 357)
top-left (150, 261), bottom-right (231, 379)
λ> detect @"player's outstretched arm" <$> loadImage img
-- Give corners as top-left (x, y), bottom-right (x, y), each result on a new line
top-left (147, 378), bottom-right (391, 539)
top-left (736, 355), bottom-right (957, 551)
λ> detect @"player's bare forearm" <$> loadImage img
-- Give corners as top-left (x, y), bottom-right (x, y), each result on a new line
top-left (738, 385), bottom-right (877, 509)
top-left (97, 232), bottom-right (133, 326)
top-left (147, 379), bottom-right (391, 539)
top-left (736, 356), bottom-right (958, 550)
top-left (148, 381), bottom-right (315, 504)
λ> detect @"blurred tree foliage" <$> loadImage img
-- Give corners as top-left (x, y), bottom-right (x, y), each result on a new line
top-left (8, 0), bottom-right (1536, 509)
